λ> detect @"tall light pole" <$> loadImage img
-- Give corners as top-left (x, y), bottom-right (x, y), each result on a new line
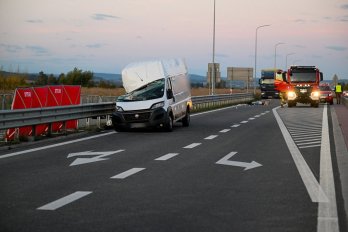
top-left (211, 0), bottom-right (216, 95)
top-left (285, 53), bottom-right (295, 70)
top-left (254, 24), bottom-right (270, 94)
top-left (274, 42), bottom-right (285, 69)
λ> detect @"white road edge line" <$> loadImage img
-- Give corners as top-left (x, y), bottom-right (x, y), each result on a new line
top-left (37, 191), bottom-right (92, 211)
top-left (317, 104), bottom-right (339, 232)
top-left (0, 132), bottom-right (116, 159)
top-left (155, 153), bottom-right (179, 161)
top-left (272, 106), bottom-right (328, 203)
top-left (111, 168), bottom-right (145, 179)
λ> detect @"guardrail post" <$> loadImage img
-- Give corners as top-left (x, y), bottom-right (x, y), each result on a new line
top-left (47, 123), bottom-right (52, 137)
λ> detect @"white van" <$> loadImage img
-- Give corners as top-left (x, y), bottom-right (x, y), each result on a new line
top-left (112, 59), bottom-right (192, 131)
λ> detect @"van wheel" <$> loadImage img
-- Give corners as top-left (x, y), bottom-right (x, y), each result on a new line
top-left (182, 109), bottom-right (190, 127)
top-left (165, 115), bottom-right (173, 132)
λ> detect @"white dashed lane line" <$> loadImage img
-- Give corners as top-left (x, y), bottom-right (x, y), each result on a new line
top-left (205, 135), bottom-right (218, 140)
top-left (231, 124), bottom-right (240, 128)
top-left (155, 153), bottom-right (179, 161)
top-left (110, 168), bottom-right (146, 179)
top-left (219, 129), bottom-right (230, 133)
top-left (37, 191), bottom-right (92, 211)
top-left (183, 143), bottom-right (201, 149)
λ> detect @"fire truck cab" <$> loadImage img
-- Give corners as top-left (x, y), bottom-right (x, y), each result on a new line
top-left (282, 66), bottom-right (323, 107)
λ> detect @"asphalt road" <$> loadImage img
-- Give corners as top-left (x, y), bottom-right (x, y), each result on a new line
top-left (0, 100), bottom-right (346, 232)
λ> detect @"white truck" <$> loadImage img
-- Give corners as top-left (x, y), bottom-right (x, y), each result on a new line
top-left (112, 59), bottom-right (192, 131)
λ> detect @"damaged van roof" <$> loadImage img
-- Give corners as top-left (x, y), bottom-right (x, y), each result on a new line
top-left (121, 58), bottom-right (188, 93)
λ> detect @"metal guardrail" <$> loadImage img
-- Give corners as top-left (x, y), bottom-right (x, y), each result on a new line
top-left (191, 93), bottom-right (253, 111)
top-left (0, 93), bottom-right (253, 132)
top-left (0, 102), bottom-right (115, 130)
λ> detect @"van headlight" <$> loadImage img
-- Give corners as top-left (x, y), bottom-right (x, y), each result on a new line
top-left (151, 101), bottom-right (164, 109)
top-left (287, 91), bottom-right (297, 100)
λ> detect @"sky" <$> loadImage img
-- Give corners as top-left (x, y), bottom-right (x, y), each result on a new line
top-left (0, 0), bottom-right (348, 80)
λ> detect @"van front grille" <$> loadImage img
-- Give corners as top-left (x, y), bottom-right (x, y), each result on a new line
top-left (123, 111), bottom-right (151, 123)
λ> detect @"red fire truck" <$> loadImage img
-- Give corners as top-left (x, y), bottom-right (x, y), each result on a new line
top-left (275, 66), bottom-right (323, 107)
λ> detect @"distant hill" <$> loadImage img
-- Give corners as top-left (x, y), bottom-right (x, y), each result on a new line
top-left (94, 73), bottom-right (122, 85)
top-left (94, 72), bottom-right (208, 85)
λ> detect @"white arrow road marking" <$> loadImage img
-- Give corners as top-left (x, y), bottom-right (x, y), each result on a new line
top-left (216, 152), bottom-right (262, 171)
top-left (68, 150), bottom-right (124, 166)
top-left (37, 191), bottom-right (92, 210)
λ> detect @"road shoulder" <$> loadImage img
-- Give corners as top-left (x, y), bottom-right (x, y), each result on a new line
top-left (331, 106), bottom-right (348, 228)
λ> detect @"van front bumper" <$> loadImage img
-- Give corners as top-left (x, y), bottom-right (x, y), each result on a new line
top-left (112, 108), bottom-right (169, 129)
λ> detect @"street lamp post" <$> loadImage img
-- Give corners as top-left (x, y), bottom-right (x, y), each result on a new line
top-left (211, 0), bottom-right (216, 95)
top-left (285, 53), bottom-right (295, 70)
top-left (254, 24), bottom-right (271, 94)
top-left (274, 42), bottom-right (285, 69)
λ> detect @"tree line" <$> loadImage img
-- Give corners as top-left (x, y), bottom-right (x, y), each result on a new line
top-left (0, 67), bottom-right (117, 91)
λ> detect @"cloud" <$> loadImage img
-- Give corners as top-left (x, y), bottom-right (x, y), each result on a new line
top-left (25, 19), bottom-right (43, 23)
top-left (326, 46), bottom-right (347, 51)
top-left (26, 45), bottom-right (49, 55)
top-left (91, 13), bottom-right (120, 21)
top-left (294, 19), bottom-right (306, 23)
top-left (0, 43), bottom-right (22, 53)
top-left (341, 4), bottom-right (348, 9)
top-left (339, 15), bottom-right (348, 22)
top-left (86, 43), bottom-right (105, 48)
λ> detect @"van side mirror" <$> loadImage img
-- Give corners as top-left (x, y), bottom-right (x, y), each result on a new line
top-left (167, 89), bottom-right (174, 99)
top-left (320, 72), bottom-right (323, 81)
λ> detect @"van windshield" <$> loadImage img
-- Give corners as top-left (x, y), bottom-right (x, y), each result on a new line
top-left (117, 78), bottom-right (165, 102)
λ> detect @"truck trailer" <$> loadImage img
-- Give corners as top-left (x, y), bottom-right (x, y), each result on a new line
top-left (259, 68), bottom-right (281, 99)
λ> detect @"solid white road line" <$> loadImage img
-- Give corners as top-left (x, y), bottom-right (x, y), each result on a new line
top-left (272, 107), bottom-right (328, 203)
top-left (110, 168), bottom-right (145, 179)
top-left (155, 153), bottom-right (179, 161)
top-left (205, 135), bottom-right (218, 140)
top-left (0, 132), bottom-right (116, 159)
top-left (183, 143), bottom-right (201, 149)
top-left (317, 105), bottom-right (339, 232)
top-left (37, 191), bottom-right (92, 210)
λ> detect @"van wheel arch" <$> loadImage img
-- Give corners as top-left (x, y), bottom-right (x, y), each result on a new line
top-left (182, 106), bottom-right (190, 127)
